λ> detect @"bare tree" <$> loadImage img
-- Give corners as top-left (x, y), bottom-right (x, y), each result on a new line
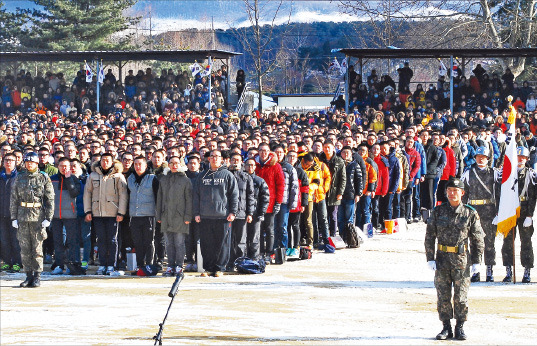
top-left (232, 0), bottom-right (292, 112)
top-left (339, 0), bottom-right (537, 77)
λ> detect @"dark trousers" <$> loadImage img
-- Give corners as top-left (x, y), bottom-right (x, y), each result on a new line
top-left (246, 218), bottom-right (262, 260)
top-left (261, 212), bottom-right (275, 256)
top-left (93, 217), bottom-right (118, 267)
top-left (401, 186), bottom-right (413, 220)
top-left (392, 192), bottom-right (401, 219)
top-left (43, 226), bottom-right (54, 257)
top-left (118, 217), bottom-right (133, 265)
top-left (436, 180), bottom-right (448, 204)
top-left (287, 212), bottom-right (301, 249)
top-left (380, 193), bottom-right (395, 224)
top-left (421, 177), bottom-right (435, 210)
top-left (327, 204), bottom-right (339, 237)
top-left (230, 218), bottom-right (247, 266)
top-left (371, 195), bottom-right (381, 229)
top-left (502, 219), bottom-right (534, 268)
top-left (199, 218), bottom-right (231, 273)
top-left (130, 216), bottom-right (155, 267)
top-left (274, 204), bottom-right (290, 249)
top-left (412, 183), bottom-right (421, 218)
top-left (0, 217), bottom-right (21, 265)
top-left (77, 217), bottom-right (91, 263)
top-left (312, 200), bottom-right (329, 244)
top-left (185, 222), bottom-right (199, 263)
top-left (356, 194), bottom-right (372, 230)
top-left (51, 218), bottom-right (79, 266)
top-left (153, 222), bottom-right (166, 264)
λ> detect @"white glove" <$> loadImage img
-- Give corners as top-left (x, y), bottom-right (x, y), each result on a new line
top-left (12, 220), bottom-right (18, 228)
top-left (523, 217), bottom-right (533, 228)
top-left (427, 260), bottom-right (436, 271)
top-left (492, 216), bottom-right (498, 225)
top-left (41, 220), bottom-right (51, 228)
top-left (471, 263), bottom-right (481, 274)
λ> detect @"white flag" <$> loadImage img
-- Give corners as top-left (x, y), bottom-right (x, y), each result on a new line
top-left (200, 64), bottom-right (212, 78)
top-left (439, 61), bottom-right (447, 76)
top-left (340, 57), bottom-right (348, 75)
top-left (496, 99), bottom-right (520, 238)
top-left (329, 57), bottom-right (341, 74)
top-left (85, 63), bottom-right (94, 83)
top-left (98, 66), bottom-right (105, 84)
top-left (190, 62), bottom-right (202, 77)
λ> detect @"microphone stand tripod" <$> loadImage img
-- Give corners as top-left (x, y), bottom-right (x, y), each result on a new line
top-left (153, 271), bottom-right (184, 345)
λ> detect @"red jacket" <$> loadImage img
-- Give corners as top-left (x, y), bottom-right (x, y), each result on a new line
top-left (373, 155), bottom-right (389, 196)
top-left (405, 147), bottom-right (421, 182)
top-left (441, 146), bottom-right (456, 181)
top-left (255, 152), bottom-right (285, 213)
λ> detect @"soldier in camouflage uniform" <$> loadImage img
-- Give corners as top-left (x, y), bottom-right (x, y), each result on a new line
top-left (10, 152), bottom-right (55, 288)
top-left (501, 147), bottom-right (536, 283)
top-left (425, 177), bottom-right (484, 341)
top-left (461, 146), bottom-right (501, 282)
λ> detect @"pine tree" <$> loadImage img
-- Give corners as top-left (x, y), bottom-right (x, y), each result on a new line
top-left (0, 1), bottom-right (27, 50)
top-left (20, 0), bottom-right (139, 51)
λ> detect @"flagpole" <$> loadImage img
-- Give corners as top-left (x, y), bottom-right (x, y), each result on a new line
top-left (96, 59), bottom-right (100, 114)
top-left (208, 56), bottom-right (212, 114)
top-left (513, 227), bottom-right (516, 284)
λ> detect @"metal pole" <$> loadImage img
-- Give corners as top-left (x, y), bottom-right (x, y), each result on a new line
top-left (96, 59), bottom-right (100, 114)
top-left (345, 55), bottom-right (350, 114)
top-left (208, 56), bottom-right (212, 113)
top-left (450, 55), bottom-right (454, 116)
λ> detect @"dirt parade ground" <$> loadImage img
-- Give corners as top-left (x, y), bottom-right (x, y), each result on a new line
top-left (1, 220), bottom-right (536, 345)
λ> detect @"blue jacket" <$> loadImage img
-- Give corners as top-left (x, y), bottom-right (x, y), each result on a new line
top-left (75, 173), bottom-right (88, 217)
top-left (414, 141), bottom-right (427, 179)
top-left (385, 150), bottom-right (401, 194)
top-left (0, 168), bottom-right (17, 218)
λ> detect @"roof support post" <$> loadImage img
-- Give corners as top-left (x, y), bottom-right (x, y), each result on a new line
top-left (450, 55), bottom-right (454, 116)
top-left (208, 55), bottom-right (212, 112)
top-left (226, 57), bottom-right (230, 111)
top-left (345, 55), bottom-right (350, 114)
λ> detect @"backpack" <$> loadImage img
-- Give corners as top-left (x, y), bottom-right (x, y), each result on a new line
top-left (299, 247), bottom-right (312, 260)
top-left (345, 223), bottom-right (360, 248)
top-left (234, 257), bottom-right (266, 274)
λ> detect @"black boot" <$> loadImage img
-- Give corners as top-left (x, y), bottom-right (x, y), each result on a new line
top-left (486, 265), bottom-right (494, 282)
top-left (20, 272), bottom-right (33, 288)
top-left (436, 321), bottom-right (453, 340)
top-left (470, 272), bottom-right (480, 282)
top-left (29, 271), bottom-right (41, 288)
top-left (522, 268), bottom-right (531, 283)
top-left (455, 321), bottom-right (467, 340)
top-left (503, 266), bottom-right (512, 282)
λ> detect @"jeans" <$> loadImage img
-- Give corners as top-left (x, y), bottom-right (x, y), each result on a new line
top-left (401, 186), bottom-right (413, 220)
top-left (51, 218), bottom-right (79, 266)
top-left (0, 217), bottom-right (21, 265)
top-left (380, 193), bottom-right (395, 223)
top-left (199, 218), bottom-right (231, 273)
top-left (274, 203), bottom-right (290, 249)
top-left (164, 232), bottom-right (187, 268)
top-left (93, 217), bottom-right (118, 267)
top-left (356, 194), bottom-right (372, 230)
top-left (77, 217), bottom-right (91, 263)
top-left (392, 192), bottom-right (401, 219)
top-left (313, 199), bottom-right (329, 244)
top-left (412, 183), bottom-right (421, 218)
top-left (371, 195), bottom-right (381, 228)
top-left (327, 205), bottom-right (339, 237)
top-left (337, 199), bottom-right (355, 239)
top-left (287, 212), bottom-right (301, 249)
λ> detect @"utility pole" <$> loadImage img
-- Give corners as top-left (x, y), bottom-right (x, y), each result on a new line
top-left (149, 8), bottom-right (153, 50)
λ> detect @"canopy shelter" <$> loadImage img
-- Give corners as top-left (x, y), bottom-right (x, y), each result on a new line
top-left (333, 48), bottom-right (537, 115)
top-left (0, 49), bottom-right (242, 112)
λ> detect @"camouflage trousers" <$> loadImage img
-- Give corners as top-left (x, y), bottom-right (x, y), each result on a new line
top-left (15, 222), bottom-right (47, 272)
top-left (501, 219), bottom-right (534, 268)
top-left (434, 267), bottom-right (471, 322)
top-left (474, 205), bottom-right (497, 266)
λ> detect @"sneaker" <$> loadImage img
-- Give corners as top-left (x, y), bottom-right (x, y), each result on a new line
top-left (164, 267), bottom-right (174, 276)
top-left (44, 254), bottom-right (53, 264)
top-left (184, 263), bottom-right (194, 272)
top-left (200, 271), bottom-right (209, 277)
top-left (470, 273), bottom-right (480, 282)
top-left (175, 266), bottom-right (183, 275)
top-left (65, 267), bottom-right (70, 275)
top-left (290, 248), bottom-right (300, 257)
top-left (106, 266), bottom-right (115, 275)
top-left (413, 216), bottom-right (421, 223)
top-left (285, 248), bottom-right (292, 256)
top-left (81, 261), bottom-right (88, 270)
top-left (51, 266), bottom-right (64, 275)
top-left (1, 264), bottom-right (10, 271)
top-left (214, 271), bottom-right (223, 277)
top-left (11, 264), bottom-right (21, 273)
top-left (96, 266), bottom-right (106, 275)
top-left (109, 270), bottom-right (124, 277)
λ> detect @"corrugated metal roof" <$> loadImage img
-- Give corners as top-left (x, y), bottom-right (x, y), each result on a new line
top-left (0, 49), bottom-right (241, 63)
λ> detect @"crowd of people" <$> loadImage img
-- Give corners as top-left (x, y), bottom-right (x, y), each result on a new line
top-left (0, 62), bottom-right (536, 285)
